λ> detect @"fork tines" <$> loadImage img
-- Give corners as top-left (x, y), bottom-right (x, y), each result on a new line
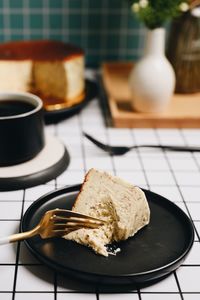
top-left (51, 209), bottom-right (105, 230)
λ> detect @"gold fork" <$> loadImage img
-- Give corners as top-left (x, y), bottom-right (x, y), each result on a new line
top-left (0, 209), bottom-right (105, 245)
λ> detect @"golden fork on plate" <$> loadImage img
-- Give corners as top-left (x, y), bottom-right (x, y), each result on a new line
top-left (0, 209), bottom-right (105, 245)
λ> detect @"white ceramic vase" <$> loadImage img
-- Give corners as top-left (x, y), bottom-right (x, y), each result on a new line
top-left (129, 28), bottom-right (175, 113)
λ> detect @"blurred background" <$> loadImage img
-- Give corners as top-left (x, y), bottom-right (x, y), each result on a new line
top-left (0, 0), bottom-right (145, 67)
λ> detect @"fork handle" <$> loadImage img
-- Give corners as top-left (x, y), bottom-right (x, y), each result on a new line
top-left (0, 228), bottom-right (39, 245)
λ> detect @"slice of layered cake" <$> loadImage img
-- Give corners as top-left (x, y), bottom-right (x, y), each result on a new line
top-left (64, 169), bottom-right (150, 257)
top-left (0, 40), bottom-right (85, 109)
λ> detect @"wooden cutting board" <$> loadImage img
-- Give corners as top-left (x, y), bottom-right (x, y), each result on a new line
top-left (102, 62), bottom-right (200, 128)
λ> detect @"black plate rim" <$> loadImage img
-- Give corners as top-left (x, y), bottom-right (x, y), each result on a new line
top-left (21, 184), bottom-right (194, 282)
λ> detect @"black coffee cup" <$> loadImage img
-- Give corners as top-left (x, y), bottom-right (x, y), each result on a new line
top-left (0, 92), bottom-right (45, 166)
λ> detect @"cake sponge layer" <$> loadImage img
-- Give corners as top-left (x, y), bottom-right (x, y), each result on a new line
top-left (64, 169), bottom-right (150, 256)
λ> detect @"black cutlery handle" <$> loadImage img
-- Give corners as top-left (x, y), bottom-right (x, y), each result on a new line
top-left (133, 145), bottom-right (200, 152)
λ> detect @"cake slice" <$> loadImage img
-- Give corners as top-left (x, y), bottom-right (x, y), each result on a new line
top-left (0, 40), bottom-right (85, 108)
top-left (64, 169), bottom-right (150, 257)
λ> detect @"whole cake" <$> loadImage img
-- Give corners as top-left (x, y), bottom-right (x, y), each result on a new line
top-left (65, 169), bottom-right (150, 257)
top-left (0, 40), bottom-right (85, 109)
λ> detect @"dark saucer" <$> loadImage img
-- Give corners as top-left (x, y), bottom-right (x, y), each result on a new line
top-left (0, 135), bottom-right (70, 191)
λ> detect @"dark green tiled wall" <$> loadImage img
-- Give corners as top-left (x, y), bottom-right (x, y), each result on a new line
top-left (0, 0), bottom-right (145, 67)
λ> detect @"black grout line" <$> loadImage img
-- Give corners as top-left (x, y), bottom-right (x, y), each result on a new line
top-left (54, 272), bottom-right (57, 300)
top-left (178, 130), bottom-right (200, 242)
top-left (131, 129), bottom-right (150, 190)
top-left (153, 130), bottom-right (188, 300)
top-left (154, 129), bottom-right (200, 242)
top-left (137, 288), bottom-right (142, 300)
top-left (174, 271), bottom-right (184, 300)
top-left (104, 129), bottom-right (117, 176)
top-left (12, 189), bottom-right (26, 300)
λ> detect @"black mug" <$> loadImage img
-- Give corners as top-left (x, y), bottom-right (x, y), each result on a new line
top-left (0, 92), bottom-right (45, 166)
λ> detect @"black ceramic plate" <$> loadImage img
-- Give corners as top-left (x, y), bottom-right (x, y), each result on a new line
top-left (44, 80), bottom-right (98, 124)
top-left (22, 185), bottom-right (194, 285)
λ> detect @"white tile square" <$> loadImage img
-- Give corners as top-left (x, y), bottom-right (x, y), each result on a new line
top-left (183, 295), bottom-right (200, 300)
top-left (156, 129), bottom-right (181, 136)
top-left (133, 129), bottom-right (158, 145)
top-left (0, 266), bottom-right (15, 291)
top-left (0, 220), bottom-right (19, 235)
top-left (177, 266), bottom-right (200, 292)
top-left (16, 266), bottom-right (54, 291)
top-left (166, 152), bottom-right (192, 160)
top-left (174, 171), bottom-right (200, 186)
top-left (146, 171), bottom-right (176, 186)
top-left (186, 203), bottom-right (200, 220)
top-left (56, 170), bottom-right (84, 185)
top-left (25, 185), bottom-right (55, 201)
top-left (158, 135), bottom-right (185, 146)
top-left (180, 187), bottom-right (200, 202)
top-left (139, 153), bottom-right (165, 159)
top-left (107, 128), bottom-right (132, 137)
top-left (57, 293), bottom-right (96, 300)
top-left (113, 156), bottom-right (142, 171)
top-left (84, 144), bottom-right (108, 157)
top-left (150, 186), bottom-right (182, 203)
top-left (141, 294), bottom-right (181, 300)
top-left (194, 155), bottom-right (200, 168)
top-left (57, 116), bottom-right (80, 135)
top-left (0, 294), bottom-right (12, 300)
top-left (82, 120), bottom-right (105, 131)
top-left (182, 134), bottom-right (200, 146)
top-left (0, 190), bottom-right (24, 201)
top-left (60, 134), bottom-right (82, 145)
top-left (0, 220), bottom-right (19, 263)
top-left (85, 156), bottom-right (113, 170)
top-left (99, 294), bottom-right (139, 300)
top-left (0, 202), bottom-right (22, 219)
top-left (194, 221), bottom-right (200, 238)
top-left (67, 157), bottom-right (84, 171)
top-left (182, 129), bottom-right (200, 136)
top-left (168, 157), bottom-right (198, 171)
top-left (141, 157), bottom-right (169, 171)
top-left (141, 273), bottom-right (179, 292)
top-left (15, 293), bottom-right (54, 300)
top-left (116, 171), bottom-right (147, 185)
top-left (81, 116), bottom-right (104, 127)
top-left (58, 135), bottom-right (77, 147)
top-left (67, 144), bottom-right (82, 157)
top-left (183, 242), bottom-right (200, 265)
top-left (0, 243), bottom-right (17, 264)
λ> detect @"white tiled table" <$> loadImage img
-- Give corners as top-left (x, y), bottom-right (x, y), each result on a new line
top-left (0, 76), bottom-right (200, 299)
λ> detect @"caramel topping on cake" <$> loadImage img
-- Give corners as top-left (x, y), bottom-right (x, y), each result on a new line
top-left (0, 40), bottom-right (83, 61)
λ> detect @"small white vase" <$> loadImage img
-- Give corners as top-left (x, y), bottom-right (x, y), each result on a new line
top-left (129, 28), bottom-right (175, 113)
